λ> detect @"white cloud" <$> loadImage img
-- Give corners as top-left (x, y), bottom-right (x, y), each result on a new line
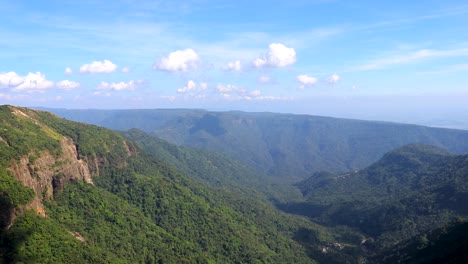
top-left (97, 80), bottom-right (143, 91)
top-left (177, 80), bottom-right (209, 94)
top-left (225, 60), bottom-right (242, 71)
top-left (328, 73), bottom-right (340, 83)
top-left (258, 76), bottom-right (271, 83)
top-left (153, 48), bottom-right (199, 72)
top-left (0, 72), bottom-right (54, 91)
top-left (297, 74), bottom-right (318, 88)
top-left (177, 80), bottom-right (197, 93)
top-left (253, 43), bottom-right (296, 68)
top-left (16, 72), bottom-right (55, 91)
top-left (121, 67), bottom-right (130, 73)
top-left (56, 80), bottom-right (80, 90)
top-left (187, 80), bottom-right (196, 90)
top-left (79, 60), bottom-right (117, 74)
top-left (0, 72), bottom-right (24, 88)
top-left (65, 67), bottom-right (73, 75)
top-left (252, 58), bottom-right (267, 68)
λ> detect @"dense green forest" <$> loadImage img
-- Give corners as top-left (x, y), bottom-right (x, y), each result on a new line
top-left (2, 105), bottom-right (468, 263)
top-left (0, 106), bottom-right (356, 263)
top-left (288, 144), bottom-right (468, 258)
top-left (45, 108), bottom-right (468, 182)
top-left (121, 128), bottom-right (302, 202)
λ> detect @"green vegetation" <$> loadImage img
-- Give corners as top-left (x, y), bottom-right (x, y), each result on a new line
top-left (372, 218), bottom-right (468, 263)
top-left (290, 144), bottom-right (468, 256)
top-left (46, 181), bottom-right (200, 263)
top-left (35, 110), bottom-right (132, 164)
top-left (2, 105), bottom-right (468, 263)
top-left (46, 108), bottom-right (468, 182)
top-left (3, 105), bottom-right (356, 263)
top-left (0, 168), bottom-right (34, 209)
top-left (121, 128), bottom-right (302, 202)
top-left (0, 106), bottom-right (61, 167)
top-left (0, 211), bottom-right (118, 264)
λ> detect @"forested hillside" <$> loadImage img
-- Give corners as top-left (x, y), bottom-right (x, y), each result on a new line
top-left (3, 105), bottom-right (468, 263)
top-left (288, 144), bottom-right (468, 260)
top-left (121, 128), bottom-right (302, 202)
top-left (46, 108), bottom-right (468, 182)
top-left (0, 105), bottom-right (357, 263)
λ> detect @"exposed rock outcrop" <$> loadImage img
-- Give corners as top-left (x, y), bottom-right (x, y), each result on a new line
top-left (8, 138), bottom-right (93, 217)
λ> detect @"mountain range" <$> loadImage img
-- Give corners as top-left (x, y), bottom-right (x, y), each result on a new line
top-left (44, 108), bottom-right (468, 182)
top-left (1, 105), bottom-right (467, 263)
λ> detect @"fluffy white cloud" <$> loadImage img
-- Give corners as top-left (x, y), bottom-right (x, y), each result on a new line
top-left (56, 80), bottom-right (80, 90)
top-left (177, 80), bottom-right (197, 93)
top-left (267, 43), bottom-right (297, 67)
top-left (253, 58), bottom-right (267, 68)
top-left (16, 72), bottom-right (55, 91)
top-left (65, 67), bottom-right (73, 75)
top-left (297, 74), bottom-right (318, 89)
top-left (253, 43), bottom-right (296, 68)
top-left (121, 67), bottom-right (130, 73)
top-left (0, 72), bottom-right (54, 91)
top-left (177, 80), bottom-right (209, 94)
top-left (225, 60), bottom-right (242, 71)
top-left (79, 60), bottom-right (117, 74)
top-left (97, 80), bottom-right (143, 91)
top-left (154, 49), bottom-right (199, 72)
top-left (0, 72), bottom-right (24, 88)
top-left (258, 76), bottom-right (271, 83)
top-left (328, 73), bottom-right (340, 83)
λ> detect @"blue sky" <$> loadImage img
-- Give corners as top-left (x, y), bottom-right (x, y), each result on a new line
top-left (1, 0), bottom-right (468, 125)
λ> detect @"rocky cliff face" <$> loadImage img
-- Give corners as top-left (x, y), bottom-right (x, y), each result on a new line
top-left (0, 105), bottom-right (137, 230)
top-left (8, 138), bottom-right (93, 217)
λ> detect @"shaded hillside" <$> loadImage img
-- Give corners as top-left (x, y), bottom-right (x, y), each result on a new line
top-left (288, 144), bottom-right (468, 255)
top-left (45, 108), bottom-right (468, 181)
top-left (371, 218), bottom-right (468, 264)
top-left (121, 128), bottom-right (302, 202)
top-left (0, 105), bottom-right (358, 263)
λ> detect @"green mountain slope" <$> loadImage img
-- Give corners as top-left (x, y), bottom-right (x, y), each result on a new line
top-left (371, 218), bottom-right (468, 264)
top-left (45, 108), bottom-right (468, 182)
top-left (121, 128), bottom-right (302, 202)
top-left (289, 144), bottom-right (468, 255)
top-left (0, 105), bottom-right (358, 263)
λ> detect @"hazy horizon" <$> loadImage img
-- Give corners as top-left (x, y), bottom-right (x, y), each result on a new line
top-left (28, 93), bottom-right (468, 130)
top-left (1, 1), bottom-right (468, 128)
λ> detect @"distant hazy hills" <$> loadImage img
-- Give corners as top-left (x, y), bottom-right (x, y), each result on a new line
top-left (46, 108), bottom-right (468, 182)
